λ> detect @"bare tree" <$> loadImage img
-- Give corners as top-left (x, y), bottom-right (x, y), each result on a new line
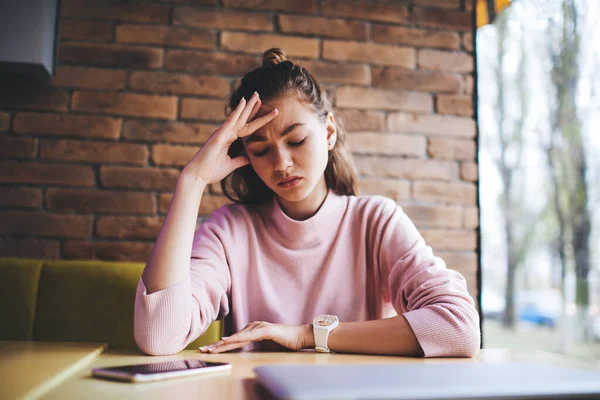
top-left (546, 0), bottom-right (592, 340)
top-left (493, 9), bottom-right (535, 328)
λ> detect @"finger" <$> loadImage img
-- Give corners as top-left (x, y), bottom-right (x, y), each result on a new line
top-left (247, 98), bottom-right (262, 122)
top-left (241, 108), bottom-right (279, 138)
top-left (237, 92), bottom-right (260, 127)
top-left (208, 341), bottom-right (252, 354)
top-left (222, 326), bottom-right (269, 344)
top-left (222, 97), bottom-right (247, 131)
top-left (229, 155), bottom-right (249, 170)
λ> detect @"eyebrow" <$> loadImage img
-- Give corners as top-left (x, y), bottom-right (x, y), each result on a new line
top-left (245, 123), bottom-right (304, 144)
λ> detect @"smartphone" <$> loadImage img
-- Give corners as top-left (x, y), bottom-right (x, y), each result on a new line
top-left (91, 359), bottom-right (231, 383)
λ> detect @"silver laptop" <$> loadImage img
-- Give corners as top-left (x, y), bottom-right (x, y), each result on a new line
top-left (254, 362), bottom-right (600, 400)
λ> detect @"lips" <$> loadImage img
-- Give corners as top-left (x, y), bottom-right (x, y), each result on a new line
top-left (277, 176), bottom-right (302, 188)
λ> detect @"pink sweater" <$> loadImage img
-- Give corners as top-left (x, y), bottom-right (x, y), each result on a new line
top-left (134, 191), bottom-right (480, 357)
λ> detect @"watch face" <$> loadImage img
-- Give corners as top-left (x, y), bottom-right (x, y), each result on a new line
top-left (315, 315), bottom-right (337, 327)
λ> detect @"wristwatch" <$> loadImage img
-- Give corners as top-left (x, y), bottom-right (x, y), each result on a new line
top-left (312, 315), bottom-right (339, 353)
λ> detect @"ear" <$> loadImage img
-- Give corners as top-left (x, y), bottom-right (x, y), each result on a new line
top-left (325, 112), bottom-right (337, 151)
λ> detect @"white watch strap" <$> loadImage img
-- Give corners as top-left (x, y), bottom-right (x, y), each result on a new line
top-left (314, 327), bottom-right (331, 353)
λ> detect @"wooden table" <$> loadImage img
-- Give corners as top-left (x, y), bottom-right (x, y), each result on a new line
top-left (40, 348), bottom-right (600, 400)
top-left (0, 341), bottom-right (106, 400)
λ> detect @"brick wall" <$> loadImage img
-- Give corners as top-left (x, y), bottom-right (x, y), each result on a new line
top-left (0, 0), bottom-right (478, 298)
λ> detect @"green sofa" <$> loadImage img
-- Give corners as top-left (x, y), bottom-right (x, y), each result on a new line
top-left (0, 258), bottom-right (221, 351)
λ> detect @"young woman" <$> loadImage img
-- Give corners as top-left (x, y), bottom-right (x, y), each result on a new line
top-left (134, 48), bottom-right (480, 358)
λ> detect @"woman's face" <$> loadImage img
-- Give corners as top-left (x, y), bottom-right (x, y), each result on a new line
top-left (242, 93), bottom-right (336, 207)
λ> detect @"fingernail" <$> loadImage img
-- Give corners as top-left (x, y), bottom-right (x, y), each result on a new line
top-left (222, 336), bottom-right (230, 340)
top-left (199, 346), bottom-right (207, 351)
top-left (271, 108), bottom-right (278, 114)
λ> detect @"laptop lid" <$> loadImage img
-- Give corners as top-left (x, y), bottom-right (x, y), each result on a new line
top-left (254, 362), bottom-right (600, 400)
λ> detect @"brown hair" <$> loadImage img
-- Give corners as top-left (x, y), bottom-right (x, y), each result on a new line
top-left (221, 48), bottom-right (358, 204)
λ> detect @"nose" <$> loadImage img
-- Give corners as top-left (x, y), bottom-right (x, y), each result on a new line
top-left (272, 146), bottom-right (293, 172)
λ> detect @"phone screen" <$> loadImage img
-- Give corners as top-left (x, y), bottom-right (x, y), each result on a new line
top-left (104, 360), bottom-right (228, 375)
top-left (92, 359), bottom-right (231, 382)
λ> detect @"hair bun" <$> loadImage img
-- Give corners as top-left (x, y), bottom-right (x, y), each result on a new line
top-left (262, 48), bottom-right (288, 66)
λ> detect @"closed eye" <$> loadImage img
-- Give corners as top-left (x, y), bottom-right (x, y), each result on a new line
top-left (289, 137), bottom-right (307, 147)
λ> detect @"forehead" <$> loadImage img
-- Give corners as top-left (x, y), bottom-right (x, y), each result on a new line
top-left (253, 94), bottom-right (317, 132)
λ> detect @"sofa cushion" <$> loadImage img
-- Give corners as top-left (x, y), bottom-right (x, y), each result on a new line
top-left (32, 260), bottom-right (221, 351)
top-left (0, 258), bottom-right (45, 340)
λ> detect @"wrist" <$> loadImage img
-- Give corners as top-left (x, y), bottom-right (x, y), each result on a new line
top-left (179, 168), bottom-right (208, 191)
top-left (302, 323), bottom-right (315, 349)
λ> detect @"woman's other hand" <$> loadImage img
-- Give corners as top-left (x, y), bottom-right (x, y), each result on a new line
top-left (183, 91), bottom-right (279, 185)
top-left (199, 322), bottom-right (313, 353)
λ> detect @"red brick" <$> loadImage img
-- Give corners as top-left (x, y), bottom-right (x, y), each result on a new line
top-left (348, 133), bottom-right (426, 157)
top-left (298, 60), bottom-right (370, 85)
top-left (428, 138), bottom-right (476, 161)
top-left (437, 94), bottom-right (473, 116)
top-left (413, 0), bottom-right (461, 8)
top-left (96, 216), bottom-right (164, 239)
top-left (0, 161), bottom-right (95, 187)
top-left (123, 120), bottom-right (217, 144)
top-left (372, 25), bottom-right (459, 50)
top-left (421, 229), bottom-right (477, 251)
top-left (436, 251), bottom-right (478, 276)
top-left (101, 166), bottom-right (180, 191)
top-left (173, 8), bottom-right (273, 32)
top-left (223, 0), bottom-right (317, 13)
top-left (222, 32), bottom-right (319, 58)
top-left (0, 83), bottom-right (68, 112)
top-left (64, 240), bottom-right (154, 262)
top-left (13, 112), bottom-right (122, 139)
top-left (418, 49), bottom-right (473, 73)
top-left (0, 211), bottom-right (93, 238)
top-left (0, 137), bottom-right (37, 159)
top-left (387, 113), bottom-right (476, 138)
top-left (460, 161), bottom-right (478, 181)
top-left (165, 50), bottom-right (260, 76)
top-left (180, 98), bottom-right (227, 121)
top-left (322, 0), bottom-right (408, 24)
top-left (462, 32), bottom-right (474, 52)
top-left (116, 25), bottom-right (216, 50)
top-left (72, 91), bottom-right (177, 120)
top-left (279, 15), bottom-right (368, 41)
top-left (0, 112), bottom-right (9, 131)
top-left (413, 180), bottom-right (477, 205)
top-left (40, 140), bottom-right (148, 165)
top-left (401, 203), bottom-right (463, 229)
top-left (354, 156), bottom-right (458, 181)
top-left (464, 75), bottom-right (474, 95)
top-left (46, 188), bottom-right (155, 214)
top-left (60, 19), bottom-right (114, 42)
top-left (464, 206), bottom-right (479, 228)
top-left (357, 178), bottom-right (410, 201)
top-left (323, 40), bottom-right (415, 68)
top-left (0, 187), bottom-right (43, 208)
top-left (152, 144), bottom-right (198, 167)
top-left (59, 43), bottom-right (163, 69)
top-left (335, 110), bottom-right (384, 132)
top-left (128, 71), bottom-right (230, 97)
top-left (52, 67), bottom-right (127, 90)
top-left (372, 67), bottom-right (462, 93)
top-left (159, 193), bottom-right (231, 215)
top-left (0, 236), bottom-right (60, 259)
top-left (412, 7), bottom-right (472, 31)
top-left (61, 0), bottom-right (170, 23)
top-left (336, 87), bottom-right (433, 113)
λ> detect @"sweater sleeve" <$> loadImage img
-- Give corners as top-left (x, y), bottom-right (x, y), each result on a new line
top-left (375, 198), bottom-right (481, 358)
top-left (134, 208), bottom-right (233, 356)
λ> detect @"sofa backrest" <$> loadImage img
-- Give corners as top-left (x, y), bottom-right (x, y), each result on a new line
top-left (0, 258), bottom-right (221, 351)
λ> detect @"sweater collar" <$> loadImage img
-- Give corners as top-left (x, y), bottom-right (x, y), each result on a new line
top-left (265, 190), bottom-right (346, 248)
